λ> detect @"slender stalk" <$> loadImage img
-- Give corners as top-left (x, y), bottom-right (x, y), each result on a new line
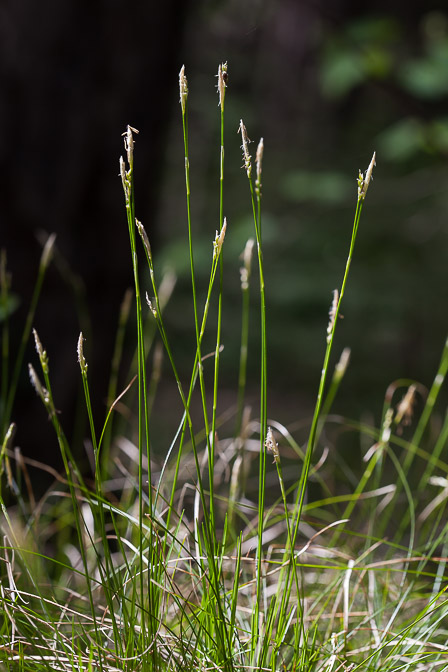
top-left (284, 154), bottom-right (376, 653)
top-left (120, 126), bottom-right (154, 661)
top-left (291, 153), bottom-right (376, 544)
top-left (265, 428), bottom-right (304, 660)
top-left (139, 219), bottom-right (221, 534)
top-left (210, 61), bottom-right (227, 542)
top-left (239, 122), bottom-right (268, 663)
top-left (139, 217), bottom-right (232, 667)
top-left (76, 332), bottom-right (128, 659)
top-left (29, 331), bottom-right (106, 668)
top-left (138, 67), bottom-right (234, 664)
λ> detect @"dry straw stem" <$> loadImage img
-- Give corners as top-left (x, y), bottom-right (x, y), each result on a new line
top-left (395, 384), bottom-right (417, 423)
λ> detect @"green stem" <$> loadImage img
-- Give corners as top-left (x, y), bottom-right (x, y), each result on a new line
top-left (240, 141), bottom-right (267, 664)
top-left (291, 197), bottom-right (364, 544)
top-left (181, 100), bottom-right (216, 545)
top-left (210, 92), bottom-right (226, 542)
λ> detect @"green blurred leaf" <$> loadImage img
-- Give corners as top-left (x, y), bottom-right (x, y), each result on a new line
top-left (377, 118), bottom-right (425, 161)
top-left (399, 42), bottom-right (448, 99)
top-left (281, 171), bottom-right (352, 204)
top-left (0, 293), bottom-right (20, 322)
top-left (320, 48), bottom-right (365, 98)
top-left (346, 16), bottom-right (400, 43)
top-left (429, 118), bottom-right (448, 152)
top-left (320, 17), bottom-right (398, 98)
top-left (361, 46), bottom-right (392, 78)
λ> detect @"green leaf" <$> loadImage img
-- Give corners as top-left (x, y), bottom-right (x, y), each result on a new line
top-left (281, 170), bottom-right (352, 204)
top-left (377, 118), bottom-right (425, 161)
top-left (0, 293), bottom-right (20, 321)
top-left (320, 48), bottom-right (365, 99)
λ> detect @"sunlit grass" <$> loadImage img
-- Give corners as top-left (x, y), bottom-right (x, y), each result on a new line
top-left (1, 63), bottom-right (448, 672)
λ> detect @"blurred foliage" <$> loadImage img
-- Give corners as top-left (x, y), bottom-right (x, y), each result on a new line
top-left (320, 16), bottom-right (399, 98)
top-left (0, 294), bottom-right (19, 322)
top-left (156, 5), bottom-right (448, 428)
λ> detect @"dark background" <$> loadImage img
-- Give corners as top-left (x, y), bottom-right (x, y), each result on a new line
top-left (1, 0), bottom-right (447, 464)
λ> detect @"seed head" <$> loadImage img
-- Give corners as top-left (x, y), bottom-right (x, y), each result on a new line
top-left (327, 289), bottom-right (339, 343)
top-left (217, 62), bottom-right (228, 109)
top-left (41, 233), bottom-right (56, 270)
top-left (213, 217), bottom-right (227, 260)
top-left (179, 65), bottom-right (188, 115)
top-left (33, 328), bottom-right (44, 358)
top-left (33, 328), bottom-right (49, 373)
top-left (358, 152), bottom-right (376, 201)
top-left (255, 138), bottom-right (264, 197)
top-left (122, 125), bottom-right (139, 168)
top-left (119, 155), bottom-right (126, 187)
top-left (119, 154), bottom-right (132, 206)
top-left (335, 347), bottom-right (351, 380)
top-left (238, 120), bottom-right (252, 179)
top-left (77, 332), bottom-right (88, 375)
top-left (136, 219), bottom-right (152, 262)
top-left (2, 422), bottom-right (16, 452)
top-left (265, 426), bottom-right (280, 464)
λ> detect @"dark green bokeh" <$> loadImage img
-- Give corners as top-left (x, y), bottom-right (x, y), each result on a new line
top-left (156, 6), bottom-right (448, 432)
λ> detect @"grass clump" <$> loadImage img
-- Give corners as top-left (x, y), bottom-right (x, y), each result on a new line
top-left (1, 63), bottom-right (448, 672)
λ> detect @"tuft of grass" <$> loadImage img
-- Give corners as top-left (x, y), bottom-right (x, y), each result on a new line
top-left (1, 64), bottom-right (448, 672)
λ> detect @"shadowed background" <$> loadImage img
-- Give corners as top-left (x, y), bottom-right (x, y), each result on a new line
top-left (1, 0), bottom-right (447, 465)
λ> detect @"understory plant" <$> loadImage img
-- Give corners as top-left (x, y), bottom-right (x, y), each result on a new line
top-left (1, 63), bottom-right (448, 672)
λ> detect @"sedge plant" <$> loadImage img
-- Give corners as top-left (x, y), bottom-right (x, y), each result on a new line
top-left (0, 64), bottom-right (448, 672)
